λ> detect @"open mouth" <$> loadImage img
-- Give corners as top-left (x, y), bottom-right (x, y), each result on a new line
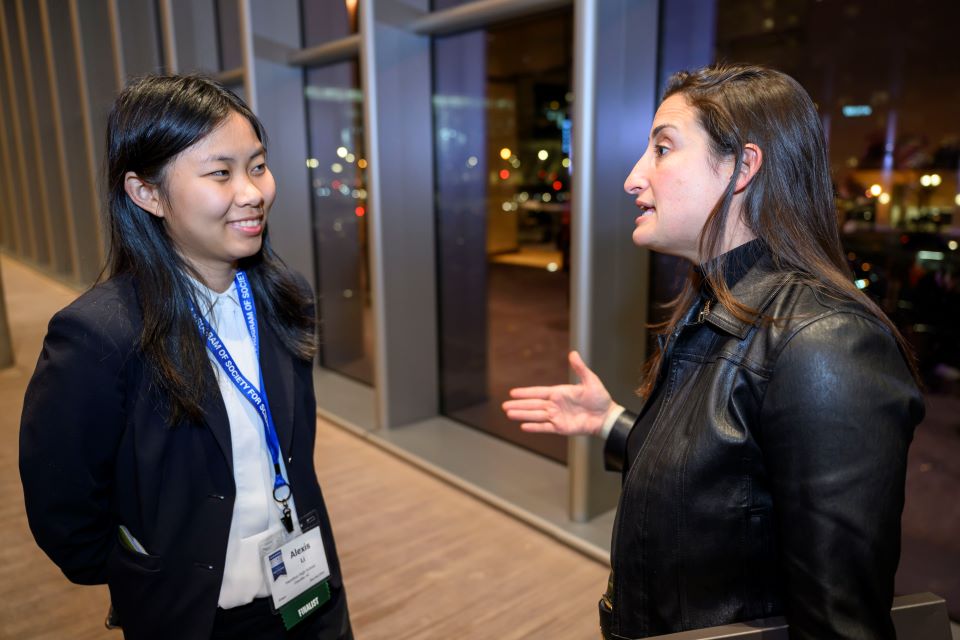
top-left (636, 204), bottom-right (655, 217)
top-left (228, 217), bottom-right (265, 233)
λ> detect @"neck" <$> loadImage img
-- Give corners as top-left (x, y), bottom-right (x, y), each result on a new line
top-left (695, 208), bottom-right (756, 263)
top-left (190, 261), bottom-right (237, 293)
top-left (714, 227), bottom-right (757, 259)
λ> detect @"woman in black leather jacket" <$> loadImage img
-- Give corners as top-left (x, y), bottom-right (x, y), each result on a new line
top-left (502, 64), bottom-right (924, 639)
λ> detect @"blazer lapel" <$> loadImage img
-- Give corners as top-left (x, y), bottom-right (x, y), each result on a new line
top-left (201, 366), bottom-right (234, 476)
top-left (128, 277), bottom-right (235, 474)
top-left (197, 302), bottom-right (294, 473)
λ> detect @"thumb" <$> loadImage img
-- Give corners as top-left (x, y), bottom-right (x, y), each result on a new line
top-left (568, 350), bottom-right (597, 385)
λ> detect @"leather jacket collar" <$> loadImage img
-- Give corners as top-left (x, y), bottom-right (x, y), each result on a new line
top-left (696, 241), bottom-right (792, 340)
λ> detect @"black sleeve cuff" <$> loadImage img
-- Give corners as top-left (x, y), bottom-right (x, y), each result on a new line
top-left (603, 410), bottom-right (638, 473)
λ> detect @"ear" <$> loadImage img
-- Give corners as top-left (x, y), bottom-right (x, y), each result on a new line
top-left (733, 143), bottom-right (763, 193)
top-left (124, 172), bottom-right (164, 217)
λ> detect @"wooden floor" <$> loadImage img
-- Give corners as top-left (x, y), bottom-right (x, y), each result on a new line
top-left (0, 256), bottom-right (608, 640)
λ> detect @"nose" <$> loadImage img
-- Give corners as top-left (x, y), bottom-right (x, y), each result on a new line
top-left (623, 155), bottom-right (649, 196)
top-left (235, 174), bottom-right (265, 209)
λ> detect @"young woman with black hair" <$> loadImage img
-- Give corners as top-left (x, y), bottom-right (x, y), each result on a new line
top-left (503, 64), bottom-right (924, 639)
top-left (20, 75), bottom-right (352, 640)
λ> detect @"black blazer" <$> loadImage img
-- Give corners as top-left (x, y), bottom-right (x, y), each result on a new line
top-left (20, 273), bottom-right (346, 640)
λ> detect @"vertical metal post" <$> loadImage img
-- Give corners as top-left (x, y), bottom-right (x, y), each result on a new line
top-left (45, 0), bottom-right (94, 279)
top-left (0, 259), bottom-right (12, 367)
top-left (0, 1), bottom-right (22, 255)
top-left (66, 0), bottom-right (106, 275)
top-left (359, 0), bottom-right (439, 429)
top-left (0, 75), bottom-right (11, 250)
top-left (0, 0), bottom-right (35, 260)
top-left (158, 0), bottom-right (177, 73)
top-left (238, 0), bottom-right (255, 111)
top-left (568, 0), bottom-right (659, 522)
top-left (15, 0), bottom-right (55, 267)
top-left (568, 0), bottom-right (600, 522)
top-left (106, 0), bottom-right (125, 84)
top-left (241, 0), bottom-right (314, 286)
top-left (39, 0), bottom-right (81, 281)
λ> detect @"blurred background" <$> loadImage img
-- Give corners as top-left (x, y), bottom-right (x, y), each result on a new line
top-left (0, 0), bottom-right (956, 627)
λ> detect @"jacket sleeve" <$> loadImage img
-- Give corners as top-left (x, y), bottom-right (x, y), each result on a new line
top-left (758, 311), bottom-right (924, 639)
top-left (19, 304), bottom-right (130, 585)
top-left (603, 410), bottom-right (638, 473)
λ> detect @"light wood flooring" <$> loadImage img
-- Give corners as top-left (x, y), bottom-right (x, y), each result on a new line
top-left (0, 256), bottom-right (608, 639)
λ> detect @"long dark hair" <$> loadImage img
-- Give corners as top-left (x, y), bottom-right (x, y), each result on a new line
top-left (104, 74), bottom-right (316, 424)
top-left (639, 63), bottom-right (918, 396)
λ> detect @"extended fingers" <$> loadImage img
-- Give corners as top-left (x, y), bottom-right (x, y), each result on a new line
top-left (502, 399), bottom-right (552, 423)
top-left (504, 408), bottom-right (551, 423)
top-left (519, 422), bottom-right (559, 433)
top-left (502, 397), bottom-right (549, 411)
top-left (508, 385), bottom-right (559, 399)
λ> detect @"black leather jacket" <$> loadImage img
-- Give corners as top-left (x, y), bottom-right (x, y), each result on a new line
top-left (600, 246), bottom-right (924, 640)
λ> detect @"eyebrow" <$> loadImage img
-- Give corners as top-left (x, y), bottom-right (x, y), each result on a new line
top-left (202, 146), bottom-right (267, 163)
top-left (650, 124), bottom-right (678, 139)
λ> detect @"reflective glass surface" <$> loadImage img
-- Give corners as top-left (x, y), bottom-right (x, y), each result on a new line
top-left (301, 0), bottom-right (359, 48)
top-left (215, 0), bottom-right (242, 71)
top-left (305, 62), bottom-right (373, 384)
top-left (433, 9), bottom-right (574, 463)
top-left (714, 0), bottom-right (960, 379)
top-left (713, 0), bottom-right (960, 616)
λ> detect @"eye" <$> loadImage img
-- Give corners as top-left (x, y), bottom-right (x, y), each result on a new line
top-left (654, 144), bottom-right (670, 158)
top-left (251, 162), bottom-right (267, 175)
top-left (209, 169), bottom-right (230, 178)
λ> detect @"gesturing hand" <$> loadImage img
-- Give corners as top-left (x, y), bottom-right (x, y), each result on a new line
top-left (501, 351), bottom-right (617, 437)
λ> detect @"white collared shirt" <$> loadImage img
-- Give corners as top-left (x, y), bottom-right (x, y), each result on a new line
top-left (194, 280), bottom-right (290, 608)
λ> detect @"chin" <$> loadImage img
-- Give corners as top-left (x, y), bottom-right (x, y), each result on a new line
top-left (234, 240), bottom-right (265, 261)
top-left (631, 230), bottom-right (653, 248)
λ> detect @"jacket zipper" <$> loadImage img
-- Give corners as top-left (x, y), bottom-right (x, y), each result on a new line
top-left (697, 299), bottom-right (712, 324)
top-left (610, 295), bottom-right (708, 633)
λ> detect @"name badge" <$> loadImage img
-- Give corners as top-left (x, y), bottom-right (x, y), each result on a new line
top-left (260, 527), bottom-right (331, 629)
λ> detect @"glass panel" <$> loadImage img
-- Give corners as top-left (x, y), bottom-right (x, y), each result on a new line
top-left (301, 0), bottom-right (358, 48)
top-left (433, 8), bottom-right (574, 463)
top-left (712, 0), bottom-right (960, 617)
top-left (224, 83), bottom-right (245, 102)
top-left (215, 0), bottom-right (242, 71)
top-left (713, 0), bottom-right (960, 381)
top-left (304, 61), bottom-right (373, 385)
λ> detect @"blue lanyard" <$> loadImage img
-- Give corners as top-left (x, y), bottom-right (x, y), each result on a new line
top-left (192, 271), bottom-right (294, 531)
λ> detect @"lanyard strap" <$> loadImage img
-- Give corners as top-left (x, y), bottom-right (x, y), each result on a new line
top-left (192, 272), bottom-right (292, 513)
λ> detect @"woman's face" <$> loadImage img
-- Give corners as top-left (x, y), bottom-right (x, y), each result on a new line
top-left (157, 111), bottom-right (276, 279)
top-left (623, 94), bottom-right (735, 262)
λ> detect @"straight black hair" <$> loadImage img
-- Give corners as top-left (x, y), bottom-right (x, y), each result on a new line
top-left (639, 63), bottom-right (918, 396)
top-left (104, 74), bottom-right (316, 424)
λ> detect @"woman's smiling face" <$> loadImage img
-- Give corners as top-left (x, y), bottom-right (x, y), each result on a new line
top-left (156, 111), bottom-right (276, 282)
top-left (623, 94), bottom-right (737, 263)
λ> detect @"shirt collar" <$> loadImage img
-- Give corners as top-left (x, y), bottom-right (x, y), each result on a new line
top-left (188, 274), bottom-right (240, 313)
